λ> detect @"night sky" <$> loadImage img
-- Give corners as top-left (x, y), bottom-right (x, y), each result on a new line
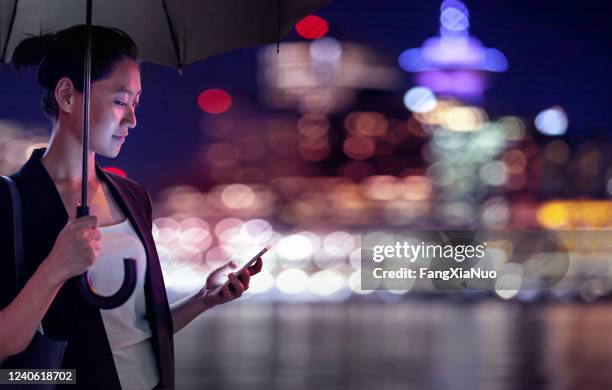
top-left (1, 0), bottom-right (611, 197)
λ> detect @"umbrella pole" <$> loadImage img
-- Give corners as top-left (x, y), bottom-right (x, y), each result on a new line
top-left (75, 0), bottom-right (138, 309)
top-left (77, 0), bottom-right (92, 218)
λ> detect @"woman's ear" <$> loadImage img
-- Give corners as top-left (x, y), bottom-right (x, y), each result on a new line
top-left (54, 77), bottom-right (76, 114)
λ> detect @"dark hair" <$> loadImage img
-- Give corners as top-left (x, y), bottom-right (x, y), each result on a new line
top-left (12, 25), bottom-right (139, 120)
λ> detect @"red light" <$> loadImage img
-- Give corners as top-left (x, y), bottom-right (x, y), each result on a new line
top-left (296, 15), bottom-right (328, 40)
top-left (104, 167), bottom-right (127, 178)
top-left (198, 89), bottom-right (232, 114)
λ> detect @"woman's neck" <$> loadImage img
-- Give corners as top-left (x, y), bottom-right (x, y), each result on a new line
top-left (41, 125), bottom-right (98, 187)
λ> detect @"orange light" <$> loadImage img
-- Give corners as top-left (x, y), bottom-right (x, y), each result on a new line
top-left (343, 135), bottom-right (375, 160)
top-left (537, 201), bottom-right (612, 228)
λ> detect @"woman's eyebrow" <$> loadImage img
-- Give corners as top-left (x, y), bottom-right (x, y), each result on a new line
top-left (114, 87), bottom-right (142, 96)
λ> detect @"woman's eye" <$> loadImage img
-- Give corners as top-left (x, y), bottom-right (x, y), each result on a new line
top-left (114, 101), bottom-right (127, 106)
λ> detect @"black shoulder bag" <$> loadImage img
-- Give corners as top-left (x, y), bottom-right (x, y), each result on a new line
top-left (0, 176), bottom-right (68, 388)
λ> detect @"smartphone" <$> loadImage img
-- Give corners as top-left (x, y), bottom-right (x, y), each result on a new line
top-left (216, 245), bottom-right (270, 296)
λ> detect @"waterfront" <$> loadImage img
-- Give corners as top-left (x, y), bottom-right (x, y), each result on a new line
top-left (175, 300), bottom-right (612, 390)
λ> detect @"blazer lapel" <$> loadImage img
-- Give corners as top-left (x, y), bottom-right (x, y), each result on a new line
top-left (96, 165), bottom-right (174, 388)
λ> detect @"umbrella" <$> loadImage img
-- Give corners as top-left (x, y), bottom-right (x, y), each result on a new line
top-left (0, 0), bottom-right (329, 308)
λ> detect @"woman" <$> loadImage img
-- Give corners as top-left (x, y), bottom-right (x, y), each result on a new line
top-left (0, 25), bottom-right (261, 389)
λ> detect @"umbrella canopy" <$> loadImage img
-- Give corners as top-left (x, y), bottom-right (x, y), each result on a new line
top-left (1, 0), bottom-right (329, 69)
top-left (0, 0), bottom-right (329, 309)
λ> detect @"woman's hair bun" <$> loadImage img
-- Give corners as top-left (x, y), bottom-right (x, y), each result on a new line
top-left (12, 33), bottom-right (55, 77)
top-left (12, 25), bottom-right (138, 120)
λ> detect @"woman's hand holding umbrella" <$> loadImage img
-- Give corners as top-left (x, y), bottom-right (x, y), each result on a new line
top-left (42, 215), bottom-right (102, 288)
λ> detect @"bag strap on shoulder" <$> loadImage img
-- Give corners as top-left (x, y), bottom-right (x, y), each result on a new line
top-left (1, 175), bottom-right (25, 292)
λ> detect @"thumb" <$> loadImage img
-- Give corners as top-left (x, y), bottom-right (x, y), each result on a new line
top-left (210, 260), bottom-right (238, 276)
top-left (226, 260), bottom-right (239, 270)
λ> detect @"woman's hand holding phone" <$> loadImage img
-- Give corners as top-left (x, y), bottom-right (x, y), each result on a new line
top-left (197, 246), bottom-right (268, 308)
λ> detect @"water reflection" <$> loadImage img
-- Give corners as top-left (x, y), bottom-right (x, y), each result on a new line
top-left (174, 301), bottom-right (612, 389)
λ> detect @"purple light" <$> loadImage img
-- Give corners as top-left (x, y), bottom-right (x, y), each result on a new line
top-left (399, 37), bottom-right (507, 73)
top-left (416, 70), bottom-right (486, 97)
top-left (483, 48), bottom-right (509, 72)
top-left (398, 0), bottom-right (507, 98)
top-left (422, 36), bottom-right (485, 68)
top-left (441, 0), bottom-right (468, 14)
top-left (398, 48), bottom-right (427, 72)
top-left (440, 7), bottom-right (469, 32)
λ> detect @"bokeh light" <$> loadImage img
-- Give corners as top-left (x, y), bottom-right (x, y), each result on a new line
top-left (535, 106), bottom-right (568, 136)
top-left (240, 219), bottom-right (274, 245)
top-left (276, 234), bottom-right (314, 262)
top-left (153, 217), bottom-right (180, 243)
top-left (440, 3), bottom-right (469, 32)
top-left (221, 184), bottom-right (256, 209)
top-left (498, 116), bottom-right (525, 141)
top-left (443, 106), bottom-right (487, 131)
top-left (403, 87), bottom-right (437, 113)
top-left (296, 15), bottom-right (329, 40)
top-left (537, 203), bottom-right (569, 228)
top-left (343, 135), bottom-right (375, 160)
top-left (179, 226), bottom-right (212, 253)
top-left (201, 143), bottom-right (240, 167)
top-left (198, 89), bottom-right (232, 114)
top-left (276, 269), bottom-right (310, 294)
top-left (399, 175), bottom-right (433, 201)
top-left (310, 37), bottom-right (342, 61)
top-left (348, 270), bottom-right (375, 294)
top-left (309, 270), bottom-right (346, 296)
top-left (245, 270), bottom-right (274, 294)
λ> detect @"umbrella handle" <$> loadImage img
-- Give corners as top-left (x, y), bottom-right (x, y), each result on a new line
top-left (77, 258), bottom-right (138, 310)
top-left (75, 206), bottom-right (137, 309)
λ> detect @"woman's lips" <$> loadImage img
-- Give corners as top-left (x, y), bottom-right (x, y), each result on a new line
top-left (112, 135), bottom-right (126, 143)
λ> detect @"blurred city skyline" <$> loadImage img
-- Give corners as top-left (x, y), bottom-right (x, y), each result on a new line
top-left (2, 4), bottom-right (612, 387)
top-left (1, 0), bottom-right (611, 197)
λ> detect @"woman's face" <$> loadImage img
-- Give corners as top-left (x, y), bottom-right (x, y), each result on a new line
top-left (88, 59), bottom-right (141, 158)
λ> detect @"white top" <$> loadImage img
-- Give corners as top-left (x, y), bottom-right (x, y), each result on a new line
top-left (88, 219), bottom-right (160, 390)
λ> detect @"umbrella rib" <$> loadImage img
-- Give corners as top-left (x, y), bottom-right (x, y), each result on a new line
top-left (276, 0), bottom-right (280, 53)
top-left (161, 0), bottom-right (182, 72)
top-left (1, 0), bottom-right (19, 64)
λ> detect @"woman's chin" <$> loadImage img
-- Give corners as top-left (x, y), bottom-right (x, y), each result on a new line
top-left (109, 147), bottom-right (122, 158)
top-left (95, 145), bottom-right (122, 159)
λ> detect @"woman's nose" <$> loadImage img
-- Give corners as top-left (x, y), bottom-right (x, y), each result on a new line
top-left (123, 106), bottom-right (137, 128)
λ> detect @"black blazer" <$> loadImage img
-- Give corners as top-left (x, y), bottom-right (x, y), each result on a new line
top-left (0, 148), bottom-right (175, 389)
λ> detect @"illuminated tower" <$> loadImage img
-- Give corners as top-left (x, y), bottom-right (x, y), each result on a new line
top-left (400, 1), bottom-right (517, 228)
top-left (399, 0), bottom-right (507, 101)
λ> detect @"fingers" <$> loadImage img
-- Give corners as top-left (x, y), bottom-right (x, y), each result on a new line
top-left (228, 273), bottom-right (245, 297)
top-left (72, 215), bottom-right (99, 229)
top-left (211, 284), bottom-right (224, 297)
top-left (82, 240), bottom-right (99, 267)
top-left (217, 273), bottom-right (245, 300)
top-left (209, 258), bottom-right (261, 302)
top-left (83, 227), bottom-right (102, 241)
top-left (238, 268), bottom-right (251, 288)
top-left (70, 216), bottom-right (100, 241)
top-left (211, 260), bottom-right (238, 276)
top-left (248, 258), bottom-right (263, 275)
top-left (228, 260), bottom-right (238, 270)
top-left (219, 283), bottom-right (231, 299)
